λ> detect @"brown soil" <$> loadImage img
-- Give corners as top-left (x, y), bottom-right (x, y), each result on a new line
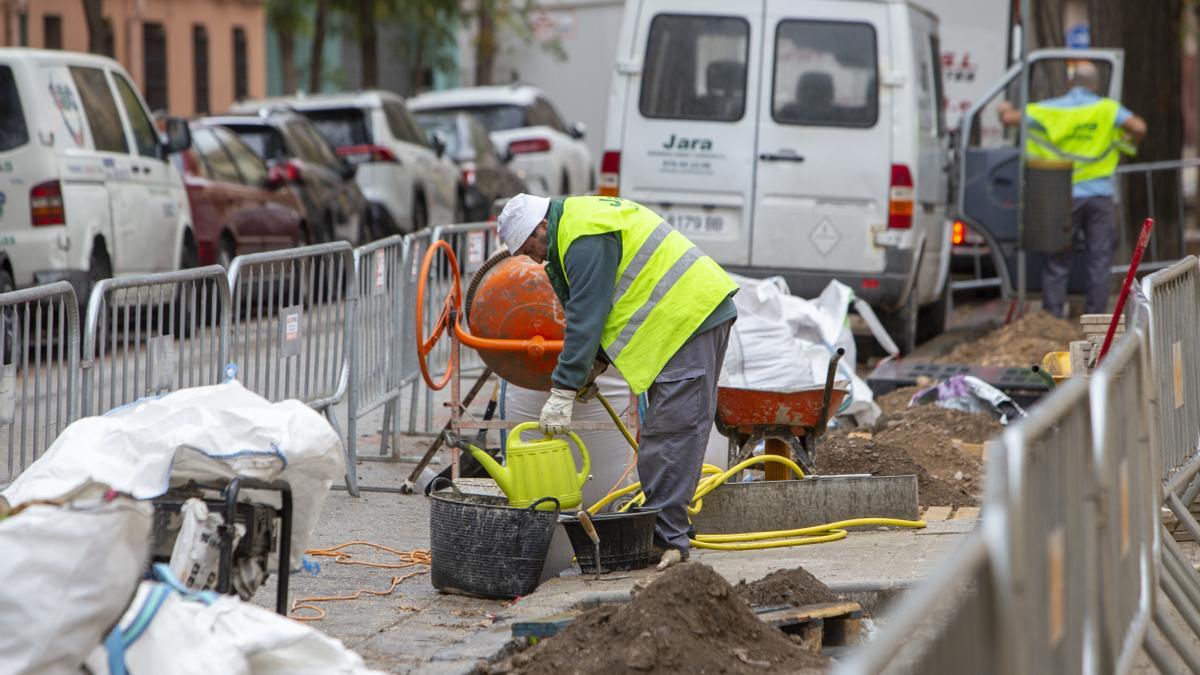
top-left (815, 435), bottom-right (978, 507)
top-left (871, 405), bottom-right (999, 494)
top-left (933, 311), bottom-right (1082, 368)
top-left (734, 567), bottom-right (837, 608)
top-left (500, 563), bottom-right (826, 674)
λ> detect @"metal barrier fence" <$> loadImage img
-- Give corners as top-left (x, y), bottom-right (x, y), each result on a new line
top-left (1090, 327), bottom-right (1159, 673)
top-left (401, 229), bottom-right (433, 435)
top-left (1139, 256), bottom-right (1200, 483)
top-left (1001, 374), bottom-right (1099, 674)
top-left (1113, 158), bottom-right (1200, 262)
top-left (226, 242), bottom-right (353, 416)
top-left (837, 528), bottom-right (1001, 674)
top-left (81, 267), bottom-right (230, 417)
top-left (0, 282), bottom-right (80, 485)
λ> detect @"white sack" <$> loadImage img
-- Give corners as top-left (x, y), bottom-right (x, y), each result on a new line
top-left (2, 380), bottom-right (344, 569)
top-left (0, 488), bottom-right (152, 675)
top-left (721, 275), bottom-right (880, 426)
top-left (85, 576), bottom-right (384, 675)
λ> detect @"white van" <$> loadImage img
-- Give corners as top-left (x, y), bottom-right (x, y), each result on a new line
top-left (602, 0), bottom-right (951, 351)
top-left (0, 49), bottom-right (193, 301)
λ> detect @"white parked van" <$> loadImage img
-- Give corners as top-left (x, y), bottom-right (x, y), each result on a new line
top-left (603, 0), bottom-right (951, 351)
top-left (0, 49), bottom-right (194, 302)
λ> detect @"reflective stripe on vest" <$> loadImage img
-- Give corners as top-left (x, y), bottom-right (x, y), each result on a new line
top-left (1025, 98), bottom-right (1122, 184)
top-left (556, 196), bottom-right (737, 394)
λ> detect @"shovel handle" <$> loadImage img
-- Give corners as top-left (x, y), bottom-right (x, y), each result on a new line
top-left (576, 509), bottom-right (600, 545)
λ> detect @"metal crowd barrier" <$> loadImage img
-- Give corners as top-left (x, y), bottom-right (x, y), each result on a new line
top-left (344, 235), bottom-right (409, 495)
top-left (401, 229), bottom-right (433, 435)
top-left (226, 243), bottom-right (353, 411)
top-left (1090, 327), bottom-right (1158, 672)
top-left (81, 267), bottom-right (230, 417)
top-left (1139, 256), bottom-right (1200, 483)
top-left (0, 282), bottom-right (80, 485)
top-left (1113, 157), bottom-right (1200, 262)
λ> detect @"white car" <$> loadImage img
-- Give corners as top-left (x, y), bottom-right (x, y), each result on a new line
top-left (603, 0), bottom-right (952, 353)
top-left (231, 91), bottom-right (458, 234)
top-left (0, 48), bottom-right (194, 301)
top-left (408, 85), bottom-right (594, 197)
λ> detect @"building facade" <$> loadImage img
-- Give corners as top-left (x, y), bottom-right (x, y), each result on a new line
top-left (0, 0), bottom-right (266, 117)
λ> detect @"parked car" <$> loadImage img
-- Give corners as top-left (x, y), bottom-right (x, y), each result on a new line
top-left (231, 91), bottom-right (459, 234)
top-left (408, 84), bottom-right (594, 197)
top-left (0, 48), bottom-right (193, 301)
top-left (414, 111), bottom-right (528, 222)
top-left (601, 0), bottom-right (952, 352)
top-left (172, 122), bottom-right (308, 268)
top-left (207, 111), bottom-right (368, 245)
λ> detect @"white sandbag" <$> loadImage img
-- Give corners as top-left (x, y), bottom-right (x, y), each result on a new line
top-left (0, 486), bottom-right (151, 675)
top-left (721, 275), bottom-right (880, 426)
top-left (2, 380), bottom-right (343, 570)
top-left (170, 498), bottom-right (245, 592)
top-left (85, 572), bottom-right (383, 675)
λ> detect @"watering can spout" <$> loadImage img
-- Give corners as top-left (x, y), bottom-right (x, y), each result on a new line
top-left (449, 435), bottom-right (513, 495)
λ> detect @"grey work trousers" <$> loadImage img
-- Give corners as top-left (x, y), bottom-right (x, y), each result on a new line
top-left (1042, 196), bottom-right (1118, 317)
top-left (637, 319), bottom-right (733, 551)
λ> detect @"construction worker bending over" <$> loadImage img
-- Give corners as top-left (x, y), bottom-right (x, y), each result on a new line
top-left (497, 194), bottom-right (738, 570)
top-left (998, 60), bottom-right (1147, 318)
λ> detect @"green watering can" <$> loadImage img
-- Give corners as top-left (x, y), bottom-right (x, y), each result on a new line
top-left (458, 422), bottom-right (590, 511)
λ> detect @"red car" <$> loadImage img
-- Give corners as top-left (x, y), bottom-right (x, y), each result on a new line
top-left (173, 122), bottom-right (309, 267)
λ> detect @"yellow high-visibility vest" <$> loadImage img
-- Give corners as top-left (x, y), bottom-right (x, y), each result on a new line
top-left (1025, 98), bottom-right (1130, 184)
top-left (555, 196), bottom-right (737, 394)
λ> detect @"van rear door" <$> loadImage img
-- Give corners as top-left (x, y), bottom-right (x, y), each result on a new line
top-left (618, 2), bottom-right (763, 267)
top-left (752, 1), bottom-right (891, 282)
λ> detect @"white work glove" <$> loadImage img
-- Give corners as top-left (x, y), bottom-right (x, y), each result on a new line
top-left (656, 549), bottom-right (685, 571)
top-left (539, 388), bottom-right (576, 436)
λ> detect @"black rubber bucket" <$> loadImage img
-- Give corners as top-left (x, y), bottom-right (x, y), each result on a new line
top-left (428, 479), bottom-right (559, 599)
top-left (560, 508), bottom-right (660, 574)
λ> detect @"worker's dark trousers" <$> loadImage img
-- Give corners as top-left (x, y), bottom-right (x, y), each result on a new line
top-left (1042, 196), bottom-right (1117, 317)
top-left (638, 319), bottom-right (733, 552)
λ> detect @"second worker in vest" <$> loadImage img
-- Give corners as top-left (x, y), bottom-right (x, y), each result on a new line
top-left (497, 193), bottom-right (738, 570)
top-left (997, 60), bottom-right (1147, 318)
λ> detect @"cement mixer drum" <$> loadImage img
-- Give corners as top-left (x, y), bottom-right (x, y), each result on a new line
top-left (466, 255), bottom-right (565, 390)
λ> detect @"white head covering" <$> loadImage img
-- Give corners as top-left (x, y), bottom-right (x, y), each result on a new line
top-left (497, 193), bottom-right (551, 252)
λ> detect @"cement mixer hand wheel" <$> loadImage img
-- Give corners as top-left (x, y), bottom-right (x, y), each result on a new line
top-left (415, 240), bottom-right (462, 391)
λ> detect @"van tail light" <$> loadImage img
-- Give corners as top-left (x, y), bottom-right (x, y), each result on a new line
top-left (337, 144), bottom-right (398, 165)
top-left (270, 160), bottom-right (302, 184)
top-left (952, 220), bottom-right (966, 246)
top-left (599, 151), bottom-right (620, 197)
top-left (888, 164), bottom-right (914, 229)
top-left (31, 180), bottom-right (66, 227)
top-left (461, 163), bottom-right (477, 186)
top-left (507, 138), bottom-right (551, 155)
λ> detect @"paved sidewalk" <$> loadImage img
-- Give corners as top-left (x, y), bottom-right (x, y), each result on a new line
top-left (251, 425), bottom-right (973, 674)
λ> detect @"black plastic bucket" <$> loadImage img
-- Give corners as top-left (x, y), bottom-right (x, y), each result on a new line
top-left (428, 479), bottom-right (560, 599)
top-left (560, 508), bottom-right (660, 574)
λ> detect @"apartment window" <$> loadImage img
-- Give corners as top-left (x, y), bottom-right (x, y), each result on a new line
top-left (17, 13), bottom-right (27, 46)
top-left (192, 25), bottom-right (209, 114)
top-left (233, 27), bottom-right (248, 100)
top-left (143, 22), bottom-right (168, 112)
top-left (43, 14), bottom-right (63, 50)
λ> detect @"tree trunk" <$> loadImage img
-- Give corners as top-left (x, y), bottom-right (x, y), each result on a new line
top-left (411, 29), bottom-right (426, 95)
top-left (358, 0), bottom-right (377, 89)
top-left (309, 0), bottom-right (329, 93)
top-left (1030, 0), bottom-right (1068, 99)
top-left (81, 0), bottom-right (109, 55)
top-left (474, 0), bottom-right (496, 86)
top-left (1090, 0), bottom-right (1184, 260)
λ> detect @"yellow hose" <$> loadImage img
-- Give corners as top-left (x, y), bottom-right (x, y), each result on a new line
top-left (588, 393), bottom-right (927, 550)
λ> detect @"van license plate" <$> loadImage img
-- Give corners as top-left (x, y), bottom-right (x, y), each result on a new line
top-left (665, 211), bottom-right (726, 235)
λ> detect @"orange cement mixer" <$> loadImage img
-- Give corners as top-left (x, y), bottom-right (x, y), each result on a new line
top-left (416, 240), bottom-right (565, 391)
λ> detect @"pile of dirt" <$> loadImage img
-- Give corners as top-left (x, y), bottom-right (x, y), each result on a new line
top-left (815, 435), bottom-right (978, 507)
top-left (872, 404), bottom-right (999, 494)
top-left (734, 567), bottom-right (837, 608)
top-left (933, 311), bottom-right (1082, 368)
top-left (500, 563), bottom-right (826, 674)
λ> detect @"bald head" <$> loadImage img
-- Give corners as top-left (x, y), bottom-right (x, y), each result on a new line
top-left (1070, 61), bottom-right (1101, 93)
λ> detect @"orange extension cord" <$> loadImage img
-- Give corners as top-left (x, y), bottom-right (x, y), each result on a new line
top-left (289, 541), bottom-right (432, 621)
